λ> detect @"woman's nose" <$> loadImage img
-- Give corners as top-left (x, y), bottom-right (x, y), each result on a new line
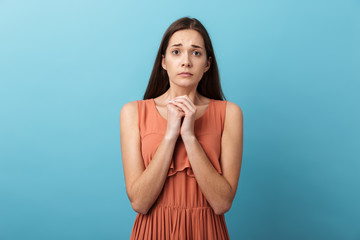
top-left (181, 52), bottom-right (191, 67)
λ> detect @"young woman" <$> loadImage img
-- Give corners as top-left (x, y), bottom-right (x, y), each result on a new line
top-left (120, 17), bottom-right (243, 239)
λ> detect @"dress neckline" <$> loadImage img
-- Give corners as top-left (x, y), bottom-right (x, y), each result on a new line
top-left (151, 98), bottom-right (213, 122)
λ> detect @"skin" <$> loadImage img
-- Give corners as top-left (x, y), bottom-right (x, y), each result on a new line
top-left (120, 29), bottom-right (243, 215)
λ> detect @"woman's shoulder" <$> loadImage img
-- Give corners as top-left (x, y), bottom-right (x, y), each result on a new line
top-left (223, 100), bottom-right (243, 123)
top-left (223, 100), bottom-right (242, 110)
top-left (119, 100), bottom-right (143, 123)
top-left (120, 100), bottom-right (137, 114)
top-left (212, 99), bottom-right (242, 113)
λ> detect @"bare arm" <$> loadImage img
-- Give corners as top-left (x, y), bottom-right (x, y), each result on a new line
top-left (120, 100), bottom-right (183, 214)
top-left (181, 101), bottom-right (243, 215)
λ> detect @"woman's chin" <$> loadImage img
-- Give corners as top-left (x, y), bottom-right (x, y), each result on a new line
top-left (170, 78), bottom-right (199, 87)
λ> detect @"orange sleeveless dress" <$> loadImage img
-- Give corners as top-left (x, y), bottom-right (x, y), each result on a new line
top-left (130, 98), bottom-right (229, 240)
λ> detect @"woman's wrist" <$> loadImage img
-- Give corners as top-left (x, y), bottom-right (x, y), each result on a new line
top-left (180, 134), bottom-right (197, 143)
top-left (163, 133), bottom-right (179, 142)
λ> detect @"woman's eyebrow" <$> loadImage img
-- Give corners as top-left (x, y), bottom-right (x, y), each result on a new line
top-left (170, 43), bottom-right (203, 49)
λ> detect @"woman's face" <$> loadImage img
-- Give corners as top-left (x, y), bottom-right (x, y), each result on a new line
top-left (162, 29), bottom-right (211, 88)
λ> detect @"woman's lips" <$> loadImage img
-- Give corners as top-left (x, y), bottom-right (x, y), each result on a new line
top-left (179, 73), bottom-right (193, 77)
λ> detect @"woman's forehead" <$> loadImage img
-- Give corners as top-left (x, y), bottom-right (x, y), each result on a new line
top-left (168, 29), bottom-right (205, 48)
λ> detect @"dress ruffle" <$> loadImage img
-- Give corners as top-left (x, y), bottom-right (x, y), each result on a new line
top-left (142, 133), bottom-right (223, 178)
top-left (167, 135), bottom-right (223, 177)
top-left (167, 156), bottom-right (222, 177)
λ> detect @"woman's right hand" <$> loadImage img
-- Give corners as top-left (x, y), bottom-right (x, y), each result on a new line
top-left (165, 100), bottom-right (185, 140)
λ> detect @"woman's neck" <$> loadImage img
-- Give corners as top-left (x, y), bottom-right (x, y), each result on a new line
top-left (163, 87), bottom-right (201, 104)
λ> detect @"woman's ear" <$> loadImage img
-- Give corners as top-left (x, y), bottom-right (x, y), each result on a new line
top-left (161, 54), bottom-right (167, 70)
top-left (204, 56), bottom-right (211, 73)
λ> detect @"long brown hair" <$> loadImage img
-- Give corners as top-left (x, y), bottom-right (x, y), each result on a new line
top-left (143, 17), bottom-right (226, 101)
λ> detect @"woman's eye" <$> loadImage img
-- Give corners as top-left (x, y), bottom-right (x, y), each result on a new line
top-left (171, 50), bottom-right (201, 56)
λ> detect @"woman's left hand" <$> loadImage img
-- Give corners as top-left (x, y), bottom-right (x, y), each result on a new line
top-left (169, 95), bottom-right (197, 139)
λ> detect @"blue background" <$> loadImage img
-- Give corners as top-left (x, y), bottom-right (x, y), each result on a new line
top-left (1, 0), bottom-right (359, 239)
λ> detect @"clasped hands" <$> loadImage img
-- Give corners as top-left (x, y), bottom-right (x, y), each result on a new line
top-left (167, 95), bottom-right (197, 139)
